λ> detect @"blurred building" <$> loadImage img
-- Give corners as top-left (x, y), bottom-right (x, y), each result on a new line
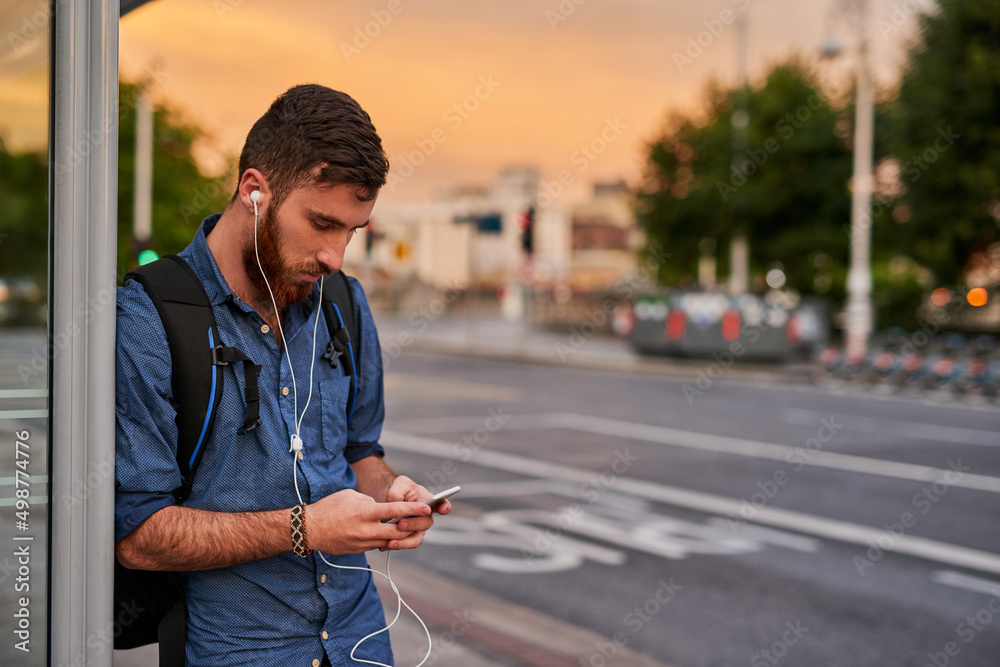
top-left (347, 169), bottom-right (639, 300)
top-left (350, 166), bottom-right (568, 290)
top-left (568, 180), bottom-right (640, 291)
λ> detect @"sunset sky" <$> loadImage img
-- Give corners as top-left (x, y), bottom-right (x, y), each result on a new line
top-left (2, 0), bottom-right (927, 206)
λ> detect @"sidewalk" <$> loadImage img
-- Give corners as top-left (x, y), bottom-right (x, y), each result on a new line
top-left (374, 312), bottom-right (810, 384)
top-left (112, 561), bottom-right (673, 667)
top-left (375, 560), bottom-right (673, 667)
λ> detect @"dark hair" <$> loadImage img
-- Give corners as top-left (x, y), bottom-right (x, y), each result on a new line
top-left (236, 84), bottom-right (389, 204)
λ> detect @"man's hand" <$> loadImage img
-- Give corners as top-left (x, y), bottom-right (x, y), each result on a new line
top-left (378, 475), bottom-right (452, 551)
top-left (306, 488), bottom-right (432, 554)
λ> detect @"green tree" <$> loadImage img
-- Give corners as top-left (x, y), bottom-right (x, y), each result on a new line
top-left (636, 61), bottom-right (853, 297)
top-left (117, 81), bottom-right (232, 273)
top-left (0, 140), bottom-right (48, 284)
top-left (888, 0), bottom-right (1000, 286)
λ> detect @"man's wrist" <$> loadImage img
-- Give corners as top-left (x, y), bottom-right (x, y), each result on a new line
top-left (290, 503), bottom-right (313, 557)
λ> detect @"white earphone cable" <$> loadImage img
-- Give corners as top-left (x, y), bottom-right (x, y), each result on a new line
top-left (253, 194), bottom-right (432, 666)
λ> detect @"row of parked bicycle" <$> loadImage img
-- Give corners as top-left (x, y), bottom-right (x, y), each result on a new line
top-left (809, 330), bottom-right (1000, 403)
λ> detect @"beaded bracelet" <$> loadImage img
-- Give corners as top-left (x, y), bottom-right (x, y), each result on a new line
top-left (290, 503), bottom-right (313, 557)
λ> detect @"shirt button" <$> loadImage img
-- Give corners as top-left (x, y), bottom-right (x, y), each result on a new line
top-left (321, 631), bottom-right (329, 640)
top-left (312, 660), bottom-right (320, 667)
top-left (261, 324), bottom-right (270, 334)
top-left (282, 386), bottom-right (289, 396)
top-left (320, 574), bottom-right (327, 583)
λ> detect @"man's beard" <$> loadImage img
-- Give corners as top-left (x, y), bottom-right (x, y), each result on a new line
top-left (241, 204), bottom-right (328, 317)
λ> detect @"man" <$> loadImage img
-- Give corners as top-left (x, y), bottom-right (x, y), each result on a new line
top-left (115, 84), bottom-right (447, 666)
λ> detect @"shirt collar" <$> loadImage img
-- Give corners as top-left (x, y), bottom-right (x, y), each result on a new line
top-left (182, 214), bottom-right (322, 320)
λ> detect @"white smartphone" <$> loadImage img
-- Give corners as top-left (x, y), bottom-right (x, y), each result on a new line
top-left (383, 485), bottom-right (461, 524)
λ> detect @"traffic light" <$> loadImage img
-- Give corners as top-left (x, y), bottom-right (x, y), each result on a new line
top-left (137, 249), bottom-right (160, 265)
top-left (519, 206), bottom-right (535, 255)
top-left (133, 236), bottom-right (159, 266)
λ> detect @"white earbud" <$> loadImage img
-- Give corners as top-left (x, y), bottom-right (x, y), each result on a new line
top-left (250, 190), bottom-right (261, 203)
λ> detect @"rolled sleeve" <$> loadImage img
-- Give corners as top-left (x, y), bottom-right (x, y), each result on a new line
top-left (115, 280), bottom-right (182, 543)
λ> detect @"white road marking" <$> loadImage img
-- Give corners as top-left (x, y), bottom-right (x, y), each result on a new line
top-left (0, 495), bottom-right (47, 507)
top-left (0, 409), bottom-right (48, 420)
top-left (383, 429), bottom-right (1000, 576)
top-left (0, 389), bottom-right (48, 399)
top-left (782, 407), bottom-right (1000, 448)
top-left (388, 412), bottom-right (1000, 494)
top-left (932, 570), bottom-right (1000, 597)
top-left (0, 475), bottom-right (48, 485)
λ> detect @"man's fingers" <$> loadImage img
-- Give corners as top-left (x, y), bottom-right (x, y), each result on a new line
top-left (431, 499), bottom-right (452, 516)
top-left (377, 500), bottom-right (431, 524)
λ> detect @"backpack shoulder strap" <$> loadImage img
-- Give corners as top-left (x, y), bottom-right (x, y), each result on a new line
top-left (320, 271), bottom-right (361, 424)
top-left (124, 255), bottom-right (261, 504)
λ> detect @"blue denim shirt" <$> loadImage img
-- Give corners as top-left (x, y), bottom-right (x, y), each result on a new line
top-left (115, 214), bottom-right (391, 666)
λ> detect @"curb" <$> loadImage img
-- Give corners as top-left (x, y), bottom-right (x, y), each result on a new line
top-left (397, 336), bottom-right (813, 386)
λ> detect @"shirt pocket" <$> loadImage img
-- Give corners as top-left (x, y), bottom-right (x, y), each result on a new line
top-left (319, 376), bottom-right (352, 457)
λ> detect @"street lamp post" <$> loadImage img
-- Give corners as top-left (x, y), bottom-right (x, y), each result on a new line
top-left (844, 0), bottom-right (875, 361)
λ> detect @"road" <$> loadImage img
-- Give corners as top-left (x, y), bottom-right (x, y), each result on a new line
top-left (380, 351), bottom-right (1000, 667)
top-left (3, 325), bottom-right (999, 666)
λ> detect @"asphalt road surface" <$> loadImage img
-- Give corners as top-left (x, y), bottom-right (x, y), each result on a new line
top-left (3, 326), bottom-right (999, 667)
top-left (380, 351), bottom-right (1000, 667)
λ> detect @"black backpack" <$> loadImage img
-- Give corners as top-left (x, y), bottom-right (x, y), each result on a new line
top-left (114, 254), bottom-right (361, 665)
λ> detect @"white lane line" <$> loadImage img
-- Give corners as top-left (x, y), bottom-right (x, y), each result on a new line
top-left (932, 570), bottom-right (1000, 597)
top-left (383, 429), bottom-right (1000, 576)
top-left (0, 389), bottom-right (48, 399)
top-left (0, 409), bottom-right (48, 420)
top-left (389, 413), bottom-right (1000, 494)
top-left (0, 496), bottom-right (47, 507)
top-left (0, 476), bottom-right (48, 485)
top-left (783, 407), bottom-right (1000, 448)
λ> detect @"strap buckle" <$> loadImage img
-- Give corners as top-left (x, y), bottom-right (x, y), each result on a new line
top-left (237, 416), bottom-right (263, 435)
top-left (211, 344), bottom-right (229, 366)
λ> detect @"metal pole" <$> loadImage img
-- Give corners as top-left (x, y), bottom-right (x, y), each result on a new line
top-left (51, 2), bottom-right (119, 667)
top-left (729, 11), bottom-right (750, 296)
top-left (845, 0), bottom-right (874, 361)
top-left (133, 84), bottom-right (153, 245)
